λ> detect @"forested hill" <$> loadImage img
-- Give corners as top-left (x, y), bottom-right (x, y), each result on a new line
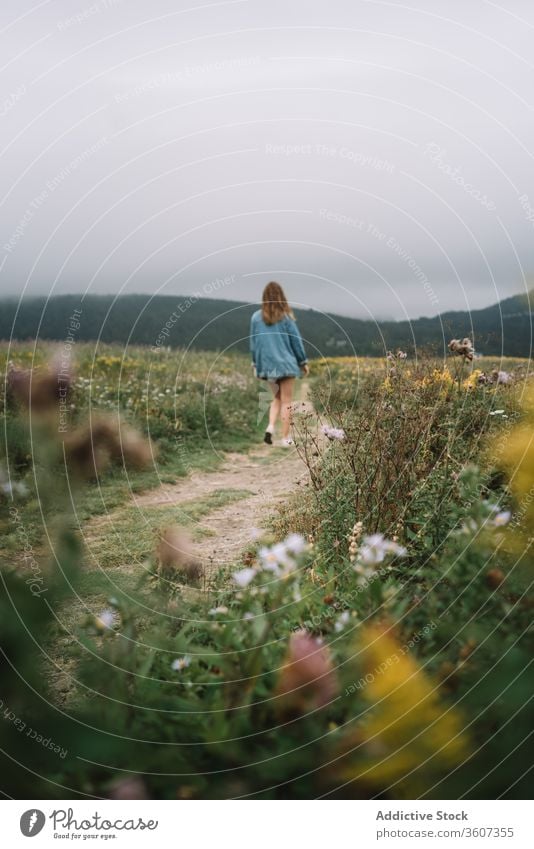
top-left (0, 291), bottom-right (532, 357)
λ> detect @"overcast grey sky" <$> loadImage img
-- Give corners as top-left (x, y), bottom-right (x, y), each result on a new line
top-left (1, 0), bottom-right (533, 319)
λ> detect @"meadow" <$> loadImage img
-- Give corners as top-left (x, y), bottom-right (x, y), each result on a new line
top-left (1, 342), bottom-right (533, 799)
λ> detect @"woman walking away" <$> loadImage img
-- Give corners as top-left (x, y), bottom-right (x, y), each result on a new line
top-left (250, 281), bottom-right (309, 447)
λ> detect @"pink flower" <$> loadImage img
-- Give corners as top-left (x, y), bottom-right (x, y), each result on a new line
top-left (276, 631), bottom-right (338, 715)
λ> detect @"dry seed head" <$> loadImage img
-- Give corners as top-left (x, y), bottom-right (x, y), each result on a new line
top-left (157, 526), bottom-right (203, 583)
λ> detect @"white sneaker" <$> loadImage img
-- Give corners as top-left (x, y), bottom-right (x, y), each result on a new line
top-left (280, 437), bottom-right (295, 448)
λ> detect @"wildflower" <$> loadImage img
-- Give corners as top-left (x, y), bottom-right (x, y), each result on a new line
top-left (336, 625), bottom-right (469, 792)
top-left (285, 533), bottom-right (308, 555)
top-left (322, 424), bottom-right (346, 441)
top-left (0, 478), bottom-right (28, 499)
top-left (65, 417), bottom-right (152, 478)
top-left (157, 527), bottom-right (202, 583)
top-left (108, 776), bottom-right (148, 800)
top-left (171, 656), bottom-right (191, 672)
top-left (463, 369), bottom-right (482, 390)
top-left (6, 355), bottom-right (73, 413)
top-left (396, 350), bottom-right (407, 360)
top-left (257, 546), bottom-right (281, 573)
top-left (358, 534), bottom-right (407, 565)
top-left (259, 534), bottom-right (307, 575)
top-left (459, 639), bottom-right (477, 660)
top-left (492, 369), bottom-right (513, 385)
top-left (209, 606), bottom-right (229, 615)
top-left (492, 510), bottom-right (511, 527)
top-left (94, 609), bottom-right (117, 633)
top-left (348, 520), bottom-right (363, 562)
top-left (233, 567), bottom-right (257, 588)
top-left (497, 397), bottom-right (534, 508)
top-left (334, 611), bottom-right (351, 632)
top-left (261, 542), bottom-right (291, 571)
top-left (275, 631), bottom-right (338, 715)
top-left (243, 612), bottom-right (254, 621)
top-left (489, 409), bottom-right (505, 416)
top-left (486, 568), bottom-right (505, 588)
top-left (448, 337), bottom-right (474, 360)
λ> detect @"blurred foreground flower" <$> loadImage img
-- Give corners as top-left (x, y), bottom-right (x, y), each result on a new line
top-left (171, 656), bottom-right (191, 672)
top-left (276, 631), bottom-right (338, 716)
top-left (157, 526), bottom-right (202, 583)
top-left (358, 534), bottom-right (406, 565)
top-left (337, 625), bottom-right (469, 794)
top-left (7, 355), bottom-right (72, 413)
top-left (233, 533), bottom-right (308, 585)
top-left (107, 775), bottom-right (149, 800)
top-left (0, 463), bottom-right (28, 500)
top-left (65, 416), bottom-right (153, 478)
top-left (93, 608), bottom-right (118, 634)
top-left (233, 566), bottom-right (257, 587)
top-left (497, 389), bottom-right (534, 508)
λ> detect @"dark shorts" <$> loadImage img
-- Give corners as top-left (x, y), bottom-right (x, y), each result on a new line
top-left (260, 376), bottom-right (294, 394)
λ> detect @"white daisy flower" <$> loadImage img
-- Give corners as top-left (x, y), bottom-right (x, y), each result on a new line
top-left (493, 510), bottom-right (511, 527)
top-left (285, 533), bottom-right (308, 555)
top-left (171, 656), bottom-right (191, 672)
top-left (257, 549), bottom-right (281, 574)
top-left (96, 609), bottom-right (116, 630)
top-left (233, 567), bottom-right (257, 588)
top-left (209, 606), bottom-right (229, 615)
top-left (359, 534), bottom-right (407, 565)
top-left (271, 542), bottom-right (294, 569)
top-left (334, 610), bottom-right (351, 632)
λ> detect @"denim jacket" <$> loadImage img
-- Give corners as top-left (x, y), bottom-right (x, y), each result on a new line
top-left (250, 310), bottom-right (308, 379)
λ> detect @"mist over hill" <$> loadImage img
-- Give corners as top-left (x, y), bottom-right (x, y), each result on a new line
top-left (0, 291), bottom-right (532, 359)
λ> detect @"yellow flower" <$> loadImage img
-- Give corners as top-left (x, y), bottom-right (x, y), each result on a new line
top-left (463, 369), bottom-right (482, 390)
top-left (337, 625), bottom-right (468, 795)
top-left (432, 368), bottom-right (453, 385)
top-left (497, 391), bottom-right (534, 519)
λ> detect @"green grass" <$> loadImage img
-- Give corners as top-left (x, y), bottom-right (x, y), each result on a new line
top-left (85, 488), bottom-right (252, 571)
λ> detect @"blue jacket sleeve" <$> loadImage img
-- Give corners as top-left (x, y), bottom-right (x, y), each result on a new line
top-left (286, 317), bottom-right (308, 365)
top-left (250, 315), bottom-right (256, 366)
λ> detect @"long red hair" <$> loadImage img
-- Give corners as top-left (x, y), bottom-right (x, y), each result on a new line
top-left (261, 281), bottom-right (294, 325)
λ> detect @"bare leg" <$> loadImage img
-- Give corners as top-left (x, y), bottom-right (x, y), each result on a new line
top-left (280, 377), bottom-right (295, 439)
top-left (269, 393), bottom-right (281, 430)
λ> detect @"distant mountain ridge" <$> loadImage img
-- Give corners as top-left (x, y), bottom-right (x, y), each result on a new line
top-left (0, 291), bottom-right (532, 358)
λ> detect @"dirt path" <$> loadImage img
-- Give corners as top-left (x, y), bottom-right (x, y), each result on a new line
top-left (84, 387), bottom-right (316, 577)
top-left (133, 444), bottom-right (309, 572)
top-left (49, 394), bottom-right (315, 700)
